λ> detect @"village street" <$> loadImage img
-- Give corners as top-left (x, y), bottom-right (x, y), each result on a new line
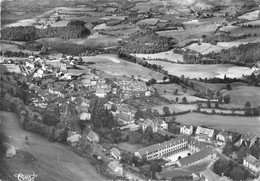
top-left (0, 111), bottom-right (104, 181)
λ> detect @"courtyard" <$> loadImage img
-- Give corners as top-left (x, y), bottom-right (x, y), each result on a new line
top-left (165, 150), bottom-right (191, 162)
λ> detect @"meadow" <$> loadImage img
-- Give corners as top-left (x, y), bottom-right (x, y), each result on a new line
top-left (186, 42), bottom-right (245, 54)
top-left (175, 113), bottom-right (260, 136)
top-left (146, 61), bottom-right (254, 79)
top-left (82, 54), bottom-right (164, 81)
top-left (238, 10), bottom-right (260, 21)
top-left (132, 50), bottom-right (183, 62)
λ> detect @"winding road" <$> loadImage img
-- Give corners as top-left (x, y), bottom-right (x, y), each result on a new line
top-left (0, 111), bottom-right (104, 181)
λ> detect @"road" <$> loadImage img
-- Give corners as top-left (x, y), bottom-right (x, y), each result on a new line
top-left (0, 111), bottom-right (105, 181)
top-left (201, 159), bottom-right (220, 181)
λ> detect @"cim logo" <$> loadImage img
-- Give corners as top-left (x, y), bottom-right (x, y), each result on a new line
top-left (14, 173), bottom-right (37, 181)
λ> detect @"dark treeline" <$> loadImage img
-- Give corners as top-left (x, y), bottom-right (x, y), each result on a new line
top-left (119, 30), bottom-right (177, 54)
top-left (202, 33), bottom-right (255, 44)
top-left (183, 42), bottom-right (260, 67)
top-left (1, 20), bottom-right (91, 41)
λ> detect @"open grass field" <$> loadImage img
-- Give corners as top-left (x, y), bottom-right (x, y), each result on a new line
top-left (146, 61), bottom-right (254, 79)
top-left (116, 142), bottom-right (144, 153)
top-left (2, 64), bottom-right (21, 73)
top-left (221, 85), bottom-right (260, 108)
top-left (238, 10), bottom-right (260, 21)
top-left (175, 112), bottom-right (260, 136)
top-left (137, 18), bottom-right (168, 25)
top-left (132, 50), bottom-right (183, 62)
top-left (37, 32), bottom-right (121, 48)
top-left (186, 42), bottom-right (245, 54)
top-left (50, 20), bottom-right (69, 27)
top-left (0, 111), bottom-right (104, 181)
top-left (82, 54), bottom-right (164, 81)
top-left (152, 104), bottom-right (196, 114)
top-left (156, 24), bottom-right (218, 46)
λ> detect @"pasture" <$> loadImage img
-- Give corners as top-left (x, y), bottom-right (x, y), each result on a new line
top-left (1, 43), bottom-right (39, 54)
top-left (175, 113), bottom-right (260, 136)
top-left (221, 85), bottom-right (260, 108)
top-left (50, 20), bottom-right (69, 27)
top-left (238, 10), bottom-right (260, 21)
top-left (132, 50), bottom-right (183, 62)
top-left (137, 18), bottom-right (168, 25)
top-left (186, 42), bottom-right (245, 54)
top-left (82, 54), bottom-right (164, 81)
top-left (156, 24), bottom-right (218, 46)
top-left (152, 104), bottom-right (196, 114)
top-left (146, 61), bottom-right (254, 79)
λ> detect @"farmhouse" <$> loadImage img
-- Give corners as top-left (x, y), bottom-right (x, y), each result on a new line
top-left (216, 130), bottom-right (232, 143)
top-left (95, 88), bottom-right (106, 98)
top-left (135, 135), bottom-right (189, 160)
top-left (110, 148), bottom-right (121, 160)
top-left (195, 126), bottom-right (215, 142)
top-left (116, 112), bottom-right (134, 125)
top-left (240, 132), bottom-right (257, 147)
top-left (66, 134), bottom-right (81, 147)
top-left (83, 127), bottom-right (99, 143)
top-left (180, 124), bottom-right (193, 135)
top-left (243, 154), bottom-right (260, 174)
top-left (107, 161), bottom-right (123, 176)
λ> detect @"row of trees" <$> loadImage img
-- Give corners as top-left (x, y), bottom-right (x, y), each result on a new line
top-left (1, 20), bottom-right (91, 41)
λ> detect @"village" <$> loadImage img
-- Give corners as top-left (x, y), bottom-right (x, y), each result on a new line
top-left (1, 54), bottom-right (260, 181)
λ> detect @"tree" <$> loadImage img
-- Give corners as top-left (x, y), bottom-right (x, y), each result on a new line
top-left (182, 97), bottom-right (187, 103)
top-left (174, 89), bottom-right (178, 95)
top-left (153, 109), bottom-right (160, 116)
top-left (245, 101), bottom-right (252, 116)
top-left (163, 106), bottom-right (170, 116)
top-left (226, 84), bottom-right (232, 90)
top-left (178, 156), bottom-right (182, 160)
top-left (223, 141), bottom-right (234, 156)
top-left (145, 126), bottom-right (153, 135)
top-left (252, 107), bottom-right (260, 116)
top-left (230, 167), bottom-right (245, 181)
top-left (218, 96), bottom-right (223, 104)
top-left (175, 97), bottom-right (179, 103)
top-left (215, 102), bottom-right (219, 108)
top-left (213, 159), bottom-right (231, 176)
top-left (216, 90), bottom-right (221, 97)
top-left (223, 94), bottom-right (230, 104)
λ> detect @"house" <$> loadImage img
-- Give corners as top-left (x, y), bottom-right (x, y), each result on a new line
top-left (95, 88), bottom-right (106, 98)
top-left (176, 147), bottom-right (216, 166)
top-left (83, 127), bottom-right (99, 143)
top-left (157, 119), bottom-right (168, 130)
top-left (243, 154), bottom-right (260, 174)
top-left (135, 135), bottom-right (189, 160)
top-left (66, 134), bottom-right (81, 147)
top-left (117, 112), bottom-right (134, 125)
top-left (79, 112), bottom-right (91, 121)
top-left (180, 124), bottom-right (193, 135)
top-left (195, 126), bottom-right (215, 142)
top-left (107, 161), bottom-right (123, 176)
top-left (240, 132), bottom-right (257, 147)
top-left (216, 130), bottom-right (232, 143)
top-left (110, 148), bottom-right (121, 160)
top-left (6, 145), bottom-right (16, 158)
top-left (188, 138), bottom-right (207, 153)
top-left (141, 119), bottom-right (158, 133)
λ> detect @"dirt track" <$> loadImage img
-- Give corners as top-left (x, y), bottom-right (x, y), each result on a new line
top-left (0, 112), bottom-right (104, 181)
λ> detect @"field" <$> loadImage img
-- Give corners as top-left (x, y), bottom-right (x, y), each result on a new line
top-left (2, 64), bottom-right (21, 73)
top-left (132, 50), bottom-right (183, 62)
top-left (50, 20), bottom-right (69, 27)
top-left (0, 111), bottom-right (104, 181)
top-left (82, 54), bottom-right (164, 81)
top-left (37, 32), bottom-right (121, 48)
top-left (116, 142), bottom-right (144, 153)
top-left (146, 61), bottom-right (254, 79)
top-left (238, 10), bottom-right (260, 21)
top-left (156, 23), bottom-right (218, 46)
top-left (136, 18), bottom-right (168, 25)
top-left (187, 42), bottom-right (245, 54)
top-left (152, 104), bottom-right (196, 114)
top-left (175, 113), bottom-right (260, 136)
top-left (221, 85), bottom-right (260, 108)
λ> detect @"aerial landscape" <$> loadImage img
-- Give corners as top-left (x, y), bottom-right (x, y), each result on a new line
top-left (1, 0), bottom-right (260, 181)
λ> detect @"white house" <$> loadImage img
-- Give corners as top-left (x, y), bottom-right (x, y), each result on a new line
top-left (110, 148), bottom-right (121, 160)
top-left (95, 88), bottom-right (106, 98)
top-left (107, 161), bottom-right (123, 176)
top-left (243, 154), bottom-right (260, 174)
top-left (216, 130), bottom-right (232, 143)
top-left (66, 134), bottom-right (81, 147)
top-left (195, 126), bottom-right (215, 142)
top-left (180, 125), bottom-right (193, 135)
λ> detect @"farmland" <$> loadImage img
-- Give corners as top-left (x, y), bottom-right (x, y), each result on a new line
top-left (82, 54), bottom-right (164, 81)
top-left (175, 113), bottom-right (260, 136)
top-left (132, 50), bottom-right (183, 62)
top-left (186, 42), bottom-right (246, 54)
top-left (146, 61), bottom-right (254, 79)
top-left (238, 10), bottom-right (260, 21)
